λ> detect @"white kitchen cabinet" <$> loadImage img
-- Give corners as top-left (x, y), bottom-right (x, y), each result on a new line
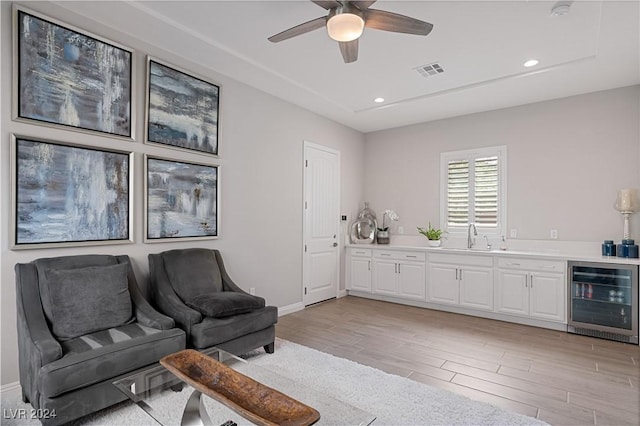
top-left (372, 250), bottom-right (426, 301)
top-left (427, 253), bottom-right (494, 311)
top-left (495, 257), bottom-right (566, 323)
top-left (346, 248), bottom-right (372, 292)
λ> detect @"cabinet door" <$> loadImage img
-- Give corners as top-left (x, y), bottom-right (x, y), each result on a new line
top-left (350, 257), bottom-right (372, 292)
top-left (398, 261), bottom-right (426, 301)
top-left (459, 266), bottom-right (494, 311)
top-left (530, 272), bottom-right (566, 323)
top-left (495, 270), bottom-right (529, 316)
top-left (427, 263), bottom-right (459, 305)
top-left (372, 259), bottom-right (399, 296)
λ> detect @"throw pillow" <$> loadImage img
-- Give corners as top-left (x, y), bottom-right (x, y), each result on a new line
top-left (161, 249), bottom-right (223, 302)
top-left (42, 263), bottom-right (132, 340)
top-left (186, 292), bottom-right (265, 318)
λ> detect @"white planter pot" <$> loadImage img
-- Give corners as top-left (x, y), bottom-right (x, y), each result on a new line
top-left (427, 240), bottom-right (441, 247)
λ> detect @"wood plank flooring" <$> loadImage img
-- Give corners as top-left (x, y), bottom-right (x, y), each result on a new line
top-left (275, 296), bottom-right (640, 425)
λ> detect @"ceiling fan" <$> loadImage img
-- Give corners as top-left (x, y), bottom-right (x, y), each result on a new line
top-left (268, 1), bottom-right (433, 63)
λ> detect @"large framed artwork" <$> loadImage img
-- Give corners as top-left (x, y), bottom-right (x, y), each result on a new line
top-left (11, 135), bottom-right (133, 250)
top-left (145, 156), bottom-right (219, 242)
top-left (145, 58), bottom-right (220, 156)
top-left (14, 6), bottom-right (133, 139)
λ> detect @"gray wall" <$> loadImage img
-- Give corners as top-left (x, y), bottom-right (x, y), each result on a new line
top-left (364, 86), bottom-right (640, 243)
top-left (0, 1), bottom-right (365, 385)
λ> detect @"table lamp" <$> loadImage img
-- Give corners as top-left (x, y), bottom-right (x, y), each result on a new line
top-left (614, 188), bottom-right (638, 239)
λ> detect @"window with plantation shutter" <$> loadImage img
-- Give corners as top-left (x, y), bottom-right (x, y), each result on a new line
top-left (441, 147), bottom-right (506, 236)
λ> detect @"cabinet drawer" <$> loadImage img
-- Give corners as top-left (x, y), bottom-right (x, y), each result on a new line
top-left (497, 257), bottom-right (565, 272)
top-left (374, 250), bottom-right (426, 262)
top-left (429, 253), bottom-right (493, 267)
top-left (349, 248), bottom-right (372, 257)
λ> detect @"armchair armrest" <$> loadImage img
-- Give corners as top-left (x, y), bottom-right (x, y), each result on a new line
top-left (148, 254), bottom-right (202, 333)
top-left (116, 256), bottom-right (175, 330)
top-left (15, 264), bottom-right (62, 365)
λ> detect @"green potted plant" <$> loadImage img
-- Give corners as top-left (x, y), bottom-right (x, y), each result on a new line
top-left (417, 222), bottom-right (444, 247)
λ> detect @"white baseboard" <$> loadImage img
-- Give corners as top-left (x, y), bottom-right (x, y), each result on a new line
top-left (278, 302), bottom-right (305, 316)
top-left (338, 289), bottom-right (347, 298)
top-left (1, 381), bottom-right (21, 395)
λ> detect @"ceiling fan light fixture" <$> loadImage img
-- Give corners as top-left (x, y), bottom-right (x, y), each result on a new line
top-left (327, 8), bottom-right (365, 42)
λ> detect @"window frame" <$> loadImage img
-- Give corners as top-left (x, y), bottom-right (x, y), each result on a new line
top-left (439, 145), bottom-right (507, 238)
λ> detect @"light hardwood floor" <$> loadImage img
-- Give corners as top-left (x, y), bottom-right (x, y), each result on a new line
top-left (276, 296), bottom-right (640, 426)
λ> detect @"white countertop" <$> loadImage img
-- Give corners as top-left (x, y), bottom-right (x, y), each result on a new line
top-left (346, 242), bottom-right (640, 266)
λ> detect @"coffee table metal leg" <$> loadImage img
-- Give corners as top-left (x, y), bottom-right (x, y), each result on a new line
top-left (181, 389), bottom-right (213, 426)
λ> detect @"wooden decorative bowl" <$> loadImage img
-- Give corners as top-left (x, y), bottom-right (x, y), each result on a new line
top-left (160, 349), bottom-right (320, 426)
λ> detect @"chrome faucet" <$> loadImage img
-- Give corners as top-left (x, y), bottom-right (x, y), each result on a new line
top-left (467, 223), bottom-right (477, 249)
top-left (483, 235), bottom-right (492, 250)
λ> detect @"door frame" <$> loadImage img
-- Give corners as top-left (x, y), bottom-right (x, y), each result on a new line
top-left (302, 140), bottom-right (341, 306)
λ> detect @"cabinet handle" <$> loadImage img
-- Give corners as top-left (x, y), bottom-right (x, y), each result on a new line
top-left (368, 260), bottom-right (370, 271)
top-left (530, 273), bottom-right (534, 288)
top-left (395, 263), bottom-right (397, 273)
top-left (459, 268), bottom-right (462, 281)
top-left (406, 255), bottom-right (417, 258)
top-left (398, 263), bottom-right (401, 274)
top-left (455, 268), bottom-right (458, 280)
top-left (525, 275), bottom-right (528, 288)
top-left (507, 263), bottom-right (521, 266)
top-left (540, 265), bottom-right (556, 269)
top-left (381, 253), bottom-right (391, 257)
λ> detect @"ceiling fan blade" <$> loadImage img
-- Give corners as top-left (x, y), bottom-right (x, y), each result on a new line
top-left (352, 1), bottom-right (377, 10)
top-left (311, 0), bottom-right (341, 9)
top-left (339, 39), bottom-right (358, 63)
top-left (268, 16), bottom-right (327, 43)
top-left (364, 9), bottom-right (433, 36)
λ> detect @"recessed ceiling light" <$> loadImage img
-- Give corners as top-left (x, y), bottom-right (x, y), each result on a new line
top-left (523, 59), bottom-right (539, 68)
top-left (374, 97), bottom-right (385, 103)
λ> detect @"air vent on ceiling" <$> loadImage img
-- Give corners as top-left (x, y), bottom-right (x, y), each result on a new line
top-left (415, 62), bottom-right (445, 77)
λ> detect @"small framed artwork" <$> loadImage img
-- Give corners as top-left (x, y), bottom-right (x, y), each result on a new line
top-left (145, 156), bottom-right (219, 242)
top-left (145, 58), bottom-right (220, 156)
top-left (13, 6), bottom-right (134, 139)
top-left (11, 135), bottom-right (133, 249)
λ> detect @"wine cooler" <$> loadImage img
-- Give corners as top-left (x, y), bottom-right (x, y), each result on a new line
top-left (568, 261), bottom-right (638, 344)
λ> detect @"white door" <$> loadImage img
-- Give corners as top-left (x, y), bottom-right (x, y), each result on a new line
top-left (398, 261), bottom-right (426, 300)
top-left (495, 270), bottom-right (529, 316)
top-left (372, 259), bottom-right (399, 296)
top-left (459, 266), bottom-right (494, 311)
top-left (349, 256), bottom-right (372, 292)
top-left (530, 272), bottom-right (566, 322)
top-left (427, 263), bottom-right (459, 305)
top-left (303, 142), bottom-right (340, 306)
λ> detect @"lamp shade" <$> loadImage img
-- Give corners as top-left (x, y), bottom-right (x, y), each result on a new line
top-left (327, 12), bottom-right (365, 42)
top-left (615, 188), bottom-right (639, 212)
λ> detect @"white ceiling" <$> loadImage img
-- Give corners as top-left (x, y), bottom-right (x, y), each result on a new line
top-left (59, 1), bottom-right (639, 133)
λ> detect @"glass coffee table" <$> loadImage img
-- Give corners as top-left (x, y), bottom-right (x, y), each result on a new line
top-left (114, 347), bottom-right (376, 426)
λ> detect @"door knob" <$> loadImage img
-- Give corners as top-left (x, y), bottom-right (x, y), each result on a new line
top-left (332, 242), bottom-right (338, 247)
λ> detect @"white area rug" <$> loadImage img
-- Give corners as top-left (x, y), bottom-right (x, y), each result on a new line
top-left (1, 339), bottom-right (547, 425)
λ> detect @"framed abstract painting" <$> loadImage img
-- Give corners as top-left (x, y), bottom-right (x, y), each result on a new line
top-left (11, 135), bottom-right (133, 249)
top-left (145, 156), bottom-right (219, 242)
top-left (14, 6), bottom-right (133, 139)
top-left (145, 58), bottom-right (220, 155)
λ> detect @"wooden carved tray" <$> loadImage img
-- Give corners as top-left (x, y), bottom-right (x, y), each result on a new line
top-left (160, 349), bottom-right (320, 426)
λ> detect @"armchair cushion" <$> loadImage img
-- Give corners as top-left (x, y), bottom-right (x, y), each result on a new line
top-left (186, 292), bottom-right (266, 318)
top-left (162, 249), bottom-right (223, 302)
top-left (41, 263), bottom-right (132, 340)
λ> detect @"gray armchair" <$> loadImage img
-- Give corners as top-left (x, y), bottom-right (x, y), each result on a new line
top-left (148, 248), bottom-right (278, 355)
top-left (15, 254), bottom-right (186, 425)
